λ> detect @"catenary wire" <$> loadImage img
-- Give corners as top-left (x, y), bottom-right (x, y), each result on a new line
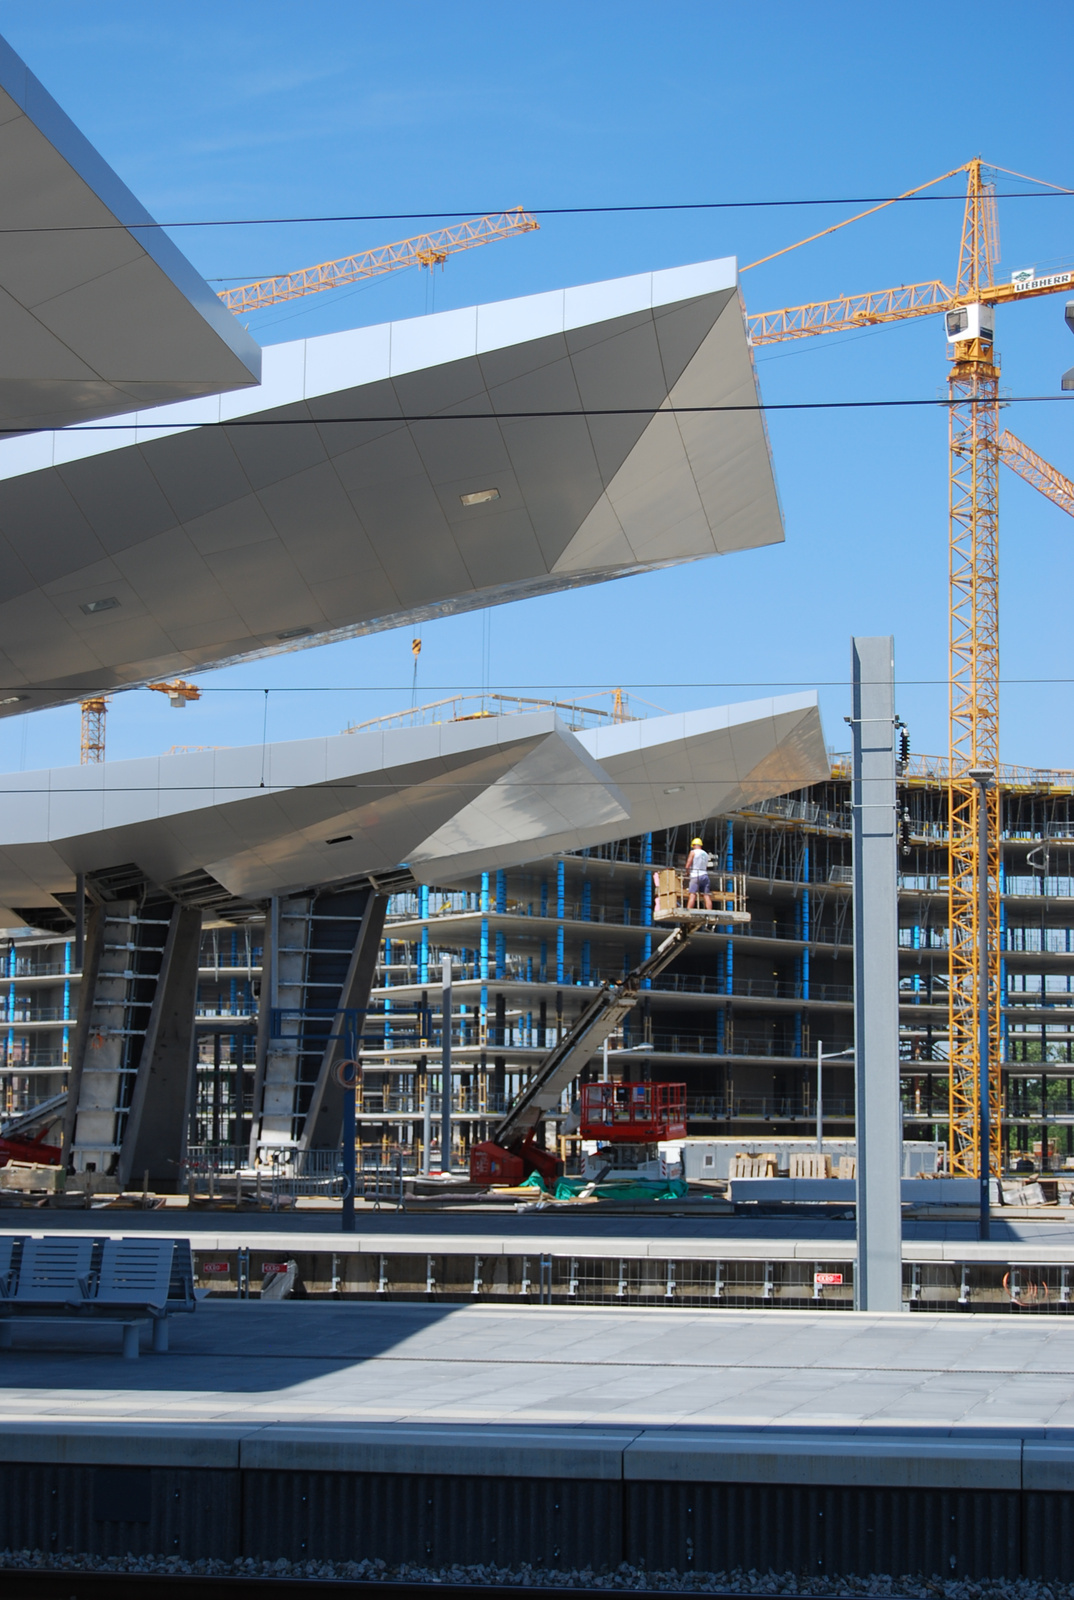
top-left (4, 680), bottom-right (1074, 694)
top-left (18, 394), bottom-right (1074, 438)
top-left (0, 188), bottom-right (1070, 234)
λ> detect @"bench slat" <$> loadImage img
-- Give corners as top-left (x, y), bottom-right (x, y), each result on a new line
top-left (13, 1237), bottom-right (94, 1302)
top-left (94, 1238), bottom-right (175, 1310)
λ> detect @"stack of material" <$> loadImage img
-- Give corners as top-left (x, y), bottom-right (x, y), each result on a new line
top-left (788, 1153), bottom-right (831, 1179)
top-left (0, 1162), bottom-right (65, 1195)
top-left (729, 1153), bottom-right (778, 1178)
top-left (837, 1155), bottom-right (857, 1179)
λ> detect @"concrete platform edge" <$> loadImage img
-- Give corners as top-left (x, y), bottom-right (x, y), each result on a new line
top-left (0, 1421), bottom-right (1069, 1487)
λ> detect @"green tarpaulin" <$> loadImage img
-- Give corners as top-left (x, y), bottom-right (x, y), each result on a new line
top-left (520, 1173), bottom-right (689, 1202)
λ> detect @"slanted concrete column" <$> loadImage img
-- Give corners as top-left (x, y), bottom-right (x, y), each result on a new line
top-left (117, 905), bottom-right (203, 1192)
top-left (248, 887), bottom-right (389, 1166)
top-left (301, 887), bottom-right (388, 1156)
top-left (61, 901), bottom-right (106, 1168)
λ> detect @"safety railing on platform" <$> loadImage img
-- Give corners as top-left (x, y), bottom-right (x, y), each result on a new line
top-left (687, 1095), bottom-right (855, 1121)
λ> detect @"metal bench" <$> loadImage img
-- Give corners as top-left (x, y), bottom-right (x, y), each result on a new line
top-left (85, 1237), bottom-right (176, 1356)
top-left (6, 1235), bottom-right (96, 1307)
top-left (0, 1235), bottom-right (177, 1359)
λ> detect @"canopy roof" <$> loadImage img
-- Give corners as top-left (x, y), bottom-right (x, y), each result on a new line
top-left (0, 257), bottom-right (781, 716)
top-left (0, 33), bottom-right (260, 433)
top-left (0, 693), bottom-right (826, 924)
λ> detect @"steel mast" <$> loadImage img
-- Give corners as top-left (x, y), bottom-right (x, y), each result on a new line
top-left (946, 160), bottom-right (1002, 1178)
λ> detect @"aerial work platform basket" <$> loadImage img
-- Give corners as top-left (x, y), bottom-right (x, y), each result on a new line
top-left (579, 1082), bottom-right (687, 1142)
top-left (652, 868), bottom-right (750, 925)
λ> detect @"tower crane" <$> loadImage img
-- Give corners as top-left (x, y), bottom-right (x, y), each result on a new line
top-left (79, 679), bottom-right (202, 764)
top-left (217, 208), bottom-right (538, 314)
top-left (745, 159), bottom-right (1073, 1177)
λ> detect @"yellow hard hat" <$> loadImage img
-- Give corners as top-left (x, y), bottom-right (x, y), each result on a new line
top-left (691, 837), bottom-right (703, 847)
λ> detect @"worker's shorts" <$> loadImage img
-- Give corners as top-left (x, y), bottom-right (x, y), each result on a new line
top-left (689, 874), bottom-right (710, 894)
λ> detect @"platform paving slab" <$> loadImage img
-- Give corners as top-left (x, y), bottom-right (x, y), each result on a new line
top-left (0, 1302), bottom-right (1072, 1437)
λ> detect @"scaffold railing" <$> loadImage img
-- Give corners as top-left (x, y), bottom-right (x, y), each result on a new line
top-left (344, 689), bottom-right (649, 737)
top-left (830, 753), bottom-right (1074, 792)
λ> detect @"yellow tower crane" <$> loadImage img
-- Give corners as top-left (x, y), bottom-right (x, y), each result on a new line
top-left (79, 679), bottom-right (202, 764)
top-left (216, 208), bottom-right (538, 315)
top-left (79, 697), bottom-right (108, 765)
top-left (745, 159), bottom-right (1073, 1177)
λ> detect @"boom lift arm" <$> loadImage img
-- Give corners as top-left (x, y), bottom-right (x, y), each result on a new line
top-left (472, 924), bottom-right (694, 1184)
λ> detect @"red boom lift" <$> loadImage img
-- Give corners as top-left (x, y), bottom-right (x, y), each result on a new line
top-left (470, 923), bottom-right (698, 1187)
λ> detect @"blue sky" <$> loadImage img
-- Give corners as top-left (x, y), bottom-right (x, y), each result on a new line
top-left (0, 1), bottom-right (1070, 774)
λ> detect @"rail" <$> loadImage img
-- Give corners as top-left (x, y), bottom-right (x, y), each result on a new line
top-left (832, 752), bottom-right (1074, 792)
top-left (688, 1094), bottom-right (855, 1120)
top-left (345, 690), bottom-right (643, 736)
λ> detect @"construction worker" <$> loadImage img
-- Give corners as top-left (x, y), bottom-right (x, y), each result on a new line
top-left (685, 836), bottom-right (713, 911)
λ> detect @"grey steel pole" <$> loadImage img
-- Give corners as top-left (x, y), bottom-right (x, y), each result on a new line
top-left (440, 955), bottom-right (452, 1174)
top-left (422, 1078), bottom-right (432, 1178)
top-left (341, 1051), bottom-right (356, 1234)
top-left (969, 767), bottom-right (994, 1240)
top-left (816, 1038), bottom-right (823, 1153)
top-left (851, 637), bottom-right (903, 1311)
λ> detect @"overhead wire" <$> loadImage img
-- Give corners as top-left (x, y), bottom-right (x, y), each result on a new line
top-left (0, 187), bottom-right (1069, 235)
top-left (22, 394), bottom-right (1074, 439)
top-left (3, 678), bottom-right (1074, 694)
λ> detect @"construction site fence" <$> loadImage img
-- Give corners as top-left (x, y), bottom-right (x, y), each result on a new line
top-left (180, 1147), bottom-right (427, 1202)
top-left (186, 1247), bottom-right (1074, 1313)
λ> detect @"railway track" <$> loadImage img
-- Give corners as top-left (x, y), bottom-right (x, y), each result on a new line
top-left (0, 1576), bottom-right (848, 1600)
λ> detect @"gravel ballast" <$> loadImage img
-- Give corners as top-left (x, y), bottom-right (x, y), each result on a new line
top-left (0, 1552), bottom-right (1071, 1596)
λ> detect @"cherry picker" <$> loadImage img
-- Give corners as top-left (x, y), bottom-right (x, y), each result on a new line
top-left (468, 868), bottom-right (748, 1185)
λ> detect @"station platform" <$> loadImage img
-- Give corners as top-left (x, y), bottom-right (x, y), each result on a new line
top-left (8, 1203), bottom-right (1074, 1261)
top-left (0, 1300), bottom-right (1073, 1580)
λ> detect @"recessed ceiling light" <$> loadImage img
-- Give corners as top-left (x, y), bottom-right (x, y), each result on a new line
top-left (0, 695), bottom-right (24, 705)
top-left (326, 834), bottom-right (353, 845)
top-left (277, 625), bottom-right (313, 641)
top-left (459, 487), bottom-right (499, 507)
top-left (664, 785), bottom-right (685, 794)
top-left (80, 596), bottom-right (118, 615)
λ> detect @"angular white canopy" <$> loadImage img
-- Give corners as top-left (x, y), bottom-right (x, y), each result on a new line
top-left (0, 257), bottom-right (781, 716)
top-left (0, 32), bottom-right (261, 432)
top-left (0, 693), bottom-right (826, 923)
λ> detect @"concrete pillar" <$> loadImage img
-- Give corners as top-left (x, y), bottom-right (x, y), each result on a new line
top-left (851, 635), bottom-right (903, 1311)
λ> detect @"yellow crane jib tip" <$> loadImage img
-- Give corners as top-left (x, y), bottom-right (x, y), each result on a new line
top-left (148, 679), bottom-right (201, 709)
top-left (218, 209), bottom-right (540, 315)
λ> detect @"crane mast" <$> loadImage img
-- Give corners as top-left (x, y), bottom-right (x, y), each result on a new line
top-left (745, 158), bottom-right (1073, 1182)
top-left (946, 160), bottom-right (1003, 1178)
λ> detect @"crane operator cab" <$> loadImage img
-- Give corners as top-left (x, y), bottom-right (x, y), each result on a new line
top-left (945, 303), bottom-right (994, 349)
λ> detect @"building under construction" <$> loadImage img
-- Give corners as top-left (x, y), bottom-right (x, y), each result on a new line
top-left (3, 742), bottom-right (1073, 1174)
